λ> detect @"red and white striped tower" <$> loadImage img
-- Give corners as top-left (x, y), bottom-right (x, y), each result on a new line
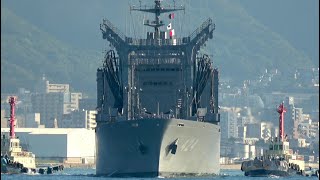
top-left (277, 102), bottom-right (286, 142)
top-left (9, 96), bottom-right (16, 139)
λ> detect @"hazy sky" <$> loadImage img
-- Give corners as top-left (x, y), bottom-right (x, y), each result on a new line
top-left (3, 0), bottom-right (318, 64)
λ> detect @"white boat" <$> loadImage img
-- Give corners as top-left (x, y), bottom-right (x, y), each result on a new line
top-left (1, 97), bottom-right (36, 174)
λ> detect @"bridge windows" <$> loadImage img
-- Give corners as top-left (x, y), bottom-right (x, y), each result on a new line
top-left (136, 68), bottom-right (181, 72)
top-left (143, 81), bottom-right (173, 86)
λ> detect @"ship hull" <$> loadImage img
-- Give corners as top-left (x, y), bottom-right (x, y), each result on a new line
top-left (1, 164), bottom-right (21, 174)
top-left (95, 118), bottom-right (220, 177)
top-left (244, 169), bottom-right (290, 177)
top-left (241, 159), bottom-right (301, 177)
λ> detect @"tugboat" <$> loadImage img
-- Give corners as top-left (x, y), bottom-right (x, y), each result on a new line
top-left (1, 97), bottom-right (37, 174)
top-left (241, 102), bottom-right (305, 177)
top-left (1, 97), bottom-right (65, 175)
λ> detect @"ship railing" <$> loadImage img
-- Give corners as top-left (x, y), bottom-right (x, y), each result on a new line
top-left (12, 151), bottom-right (34, 157)
top-left (96, 115), bottom-right (117, 122)
top-left (132, 58), bottom-right (182, 65)
top-left (130, 4), bottom-right (184, 12)
top-left (137, 113), bottom-right (174, 119)
top-left (10, 147), bottom-right (22, 152)
top-left (188, 18), bottom-right (213, 42)
top-left (125, 38), bottom-right (188, 46)
top-left (102, 18), bottom-right (127, 42)
top-left (292, 155), bottom-right (305, 161)
top-left (130, 5), bottom-right (154, 11)
top-left (21, 152), bottom-right (34, 157)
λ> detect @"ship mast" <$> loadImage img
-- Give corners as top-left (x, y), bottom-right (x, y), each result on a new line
top-left (9, 97), bottom-right (16, 139)
top-left (130, 0), bottom-right (184, 39)
top-left (99, 0), bottom-right (217, 121)
top-left (277, 102), bottom-right (286, 142)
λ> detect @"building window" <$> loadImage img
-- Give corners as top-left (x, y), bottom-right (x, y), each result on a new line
top-left (269, 145), bottom-right (273, 150)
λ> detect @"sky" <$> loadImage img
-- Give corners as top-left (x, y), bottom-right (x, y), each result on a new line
top-left (2, 0), bottom-right (318, 64)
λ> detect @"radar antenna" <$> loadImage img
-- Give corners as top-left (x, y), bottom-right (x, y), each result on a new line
top-left (130, 0), bottom-right (185, 39)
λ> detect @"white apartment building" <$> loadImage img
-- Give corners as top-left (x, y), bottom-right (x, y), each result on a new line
top-left (63, 92), bottom-right (83, 114)
top-left (246, 121), bottom-right (274, 140)
top-left (220, 107), bottom-right (240, 139)
top-left (45, 81), bottom-right (69, 93)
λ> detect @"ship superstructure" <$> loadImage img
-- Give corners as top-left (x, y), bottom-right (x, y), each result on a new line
top-left (96, 0), bottom-right (220, 177)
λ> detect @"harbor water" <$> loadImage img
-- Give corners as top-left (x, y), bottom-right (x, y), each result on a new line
top-left (1, 168), bottom-right (316, 179)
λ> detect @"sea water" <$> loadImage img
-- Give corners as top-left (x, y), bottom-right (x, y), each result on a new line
top-left (1, 168), bottom-right (316, 180)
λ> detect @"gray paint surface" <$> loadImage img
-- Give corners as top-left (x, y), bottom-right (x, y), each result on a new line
top-left (96, 118), bottom-right (220, 177)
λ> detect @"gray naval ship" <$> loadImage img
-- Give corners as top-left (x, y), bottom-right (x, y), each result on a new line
top-left (96, 0), bottom-right (220, 177)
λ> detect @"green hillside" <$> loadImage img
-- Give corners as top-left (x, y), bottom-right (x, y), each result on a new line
top-left (1, 7), bottom-right (101, 95)
top-left (1, 0), bottom-right (316, 96)
top-left (185, 0), bottom-right (314, 82)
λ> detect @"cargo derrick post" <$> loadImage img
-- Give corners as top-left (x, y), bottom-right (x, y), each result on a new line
top-left (9, 97), bottom-right (16, 139)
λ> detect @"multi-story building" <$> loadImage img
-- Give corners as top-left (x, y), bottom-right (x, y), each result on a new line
top-left (71, 93), bottom-right (82, 108)
top-left (309, 121), bottom-right (319, 140)
top-left (31, 76), bottom-right (83, 128)
top-left (246, 123), bottom-right (261, 138)
top-left (46, 82), bottom-right (69, 93)
top-left (284, 96), bottom-right (296, 139)
top-left (25, 113), bottom-right (41, 128)
top-left (298, 117), bottom-right (319, 139)
top-left (63, 92), bottom-right (83, 114)
top-left (294, 108), bottom-right (303, 122)
top-left (1, 109), bottom-right (7, 128)
top-left (31, 93), bottom-right (64, 127)
top-left (85, 110), bottom-right (97, 129)
top-left (293, 108), bottom-right (303, 139)
top-left (290, 138), bottom-right (308, 148)
top-left (238, 126), bottom-right (246, 139)
top-left (61, 110), bottom-right (97, 129)
top-left (220, 107), bottom-right (240, 140)
top-left (35, 74), bottom-right (69, 93)
top-left (260, 122), bottom-right (271, 139)
top-left (245, 121), bottom-right (274, 140)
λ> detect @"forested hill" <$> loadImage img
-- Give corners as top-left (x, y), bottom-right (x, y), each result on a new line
top-left (1, 0), bottom-right (316, 96)
top-left (1, 7), bottom-right (101, 94)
